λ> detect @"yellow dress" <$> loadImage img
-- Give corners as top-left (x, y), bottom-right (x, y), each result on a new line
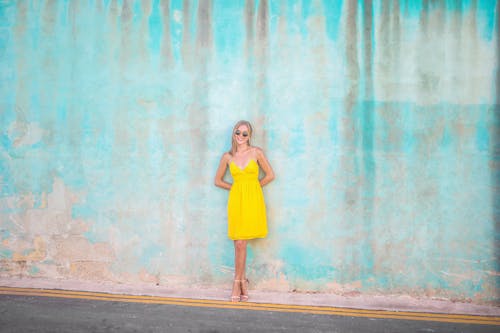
top-left (228, 159), bottom-right (268, 240)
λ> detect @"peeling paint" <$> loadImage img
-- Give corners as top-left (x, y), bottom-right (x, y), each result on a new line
top-left (0, 0), bottom-right (498, 304)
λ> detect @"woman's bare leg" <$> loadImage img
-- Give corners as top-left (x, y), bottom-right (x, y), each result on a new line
top-left (231, 240), bottom-right (247, 300)
top-left (234, 240), bottom-right (247, 279)
top-left (233, 240), bottom-right (248, 300)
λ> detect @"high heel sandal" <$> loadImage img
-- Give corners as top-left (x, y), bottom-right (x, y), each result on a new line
top-left (230, 280), bottom-right (241, 302)
top-left (240, 278), bottom-right (249, 302)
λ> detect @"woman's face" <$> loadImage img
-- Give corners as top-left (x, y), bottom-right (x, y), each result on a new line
top-left (234, 124), bottom-right (250, 145)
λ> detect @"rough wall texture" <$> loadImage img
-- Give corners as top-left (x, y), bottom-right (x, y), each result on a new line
top-left (0, 0), bottom-right (498, 304)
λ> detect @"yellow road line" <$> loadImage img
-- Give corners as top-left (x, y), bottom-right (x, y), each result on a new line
top-left (0, 286), bottom-right (486, 318)
top-left (0, 286), bottom-right (492, 321)
top-left (0, 286), bottom-right (498, 326)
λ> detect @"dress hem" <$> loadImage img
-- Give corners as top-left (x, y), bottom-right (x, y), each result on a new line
top-left (228, 234), bottom-right (267, 241)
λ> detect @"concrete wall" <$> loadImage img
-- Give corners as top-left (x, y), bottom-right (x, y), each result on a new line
top-left (0, 0), bottom-right (498, 304)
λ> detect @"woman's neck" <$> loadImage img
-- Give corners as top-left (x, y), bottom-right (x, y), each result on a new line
top-left (236, 144), bottom-right (250, 153)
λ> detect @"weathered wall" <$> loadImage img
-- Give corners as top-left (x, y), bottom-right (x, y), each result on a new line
top-left (0, 0), bottom-right (498, 304)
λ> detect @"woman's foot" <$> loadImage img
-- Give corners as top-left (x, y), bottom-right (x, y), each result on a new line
top-left (240, 278), bottom-right (249, 302)
top-left (230, 280), bottom-right (241, 302)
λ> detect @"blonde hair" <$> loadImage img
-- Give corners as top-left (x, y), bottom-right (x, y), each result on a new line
top-left (228, 120), bottom-right (253, 156)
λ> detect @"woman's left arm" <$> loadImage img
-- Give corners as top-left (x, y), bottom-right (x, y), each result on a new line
top-left (256, 148), bottom-right (275, 187)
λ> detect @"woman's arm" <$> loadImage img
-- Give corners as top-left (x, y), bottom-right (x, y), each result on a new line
top-left (214, 153), bottom-right (232, 190)
top-left (256, 148), bottom-right (275, 187)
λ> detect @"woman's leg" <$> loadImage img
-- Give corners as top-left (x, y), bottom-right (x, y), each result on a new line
top-left (233, 240), bottom-right (248, 300)
top-left (234, 240), bottom-right (247, 279)
top-left (231, 240), bottom-right (247, 300)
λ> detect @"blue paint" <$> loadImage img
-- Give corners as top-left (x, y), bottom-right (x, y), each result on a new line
top-left (285, 0), bottom-right (298, 35)
top-left (288, 125), bottom-right (306, 156)
top-left (0, 0), bottom-right (14, 29)
top-left (446, 0), bottom-right (469, 11)
top-left (281, 243), bottom-right (335, 282)
top-left (72, 204), bottom-right (97, 221)
top-left (0, 248), bottom-right (13, 259)
top-left (132, 0), bottom-right (142, 25)
top-left (170, 0), bottom-right (183, 63)
top-left (478, 0), bottom-right (496, 40)
top-left (322, 0), bottom-right (342, 40)
top-left (300, 0), bottom-right (313, 37)
top-left (0, 0), bottom-right (498, 302)
top-left (0, 157), bottom-right (15, 197)
top-left (0, 133), bottom-right (12, 151)
top-left (328, 117), bottom-right (338, 146)
top-left (475, 113), bottom-right (489, 152)
top-left (139, 241), bottom-right (165, 271)
top-left (301, 0), bottom-right (312, 19)
top-left (29, 265), bottom-right (40, 275)
top-left (441, 125), bottom-right (452, 149)
top-left (396, 0), bottom-right (423, 17)
top-left (148, 0), bottom-right (162, 53)
top-left (402, 104), bottom-right (415, 152)
top-left (268, 0), bottom-right (281, 33)
top-left (59, 1), bottom-right (69, 27)
top-left (360, 104), bottom-right (375, 153)
top-left (213, 0), bottom-right (244, 61)
top-left (0, 229), bottom-right (10, 240)
top-left (83, 228), bottom-right (104, 245)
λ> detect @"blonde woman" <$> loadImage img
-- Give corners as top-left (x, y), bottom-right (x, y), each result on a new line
top-left (214, 120), bottom-right (275, 302)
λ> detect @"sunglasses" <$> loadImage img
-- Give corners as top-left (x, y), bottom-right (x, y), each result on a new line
top-left (234, 130), bottom-right (249, 137)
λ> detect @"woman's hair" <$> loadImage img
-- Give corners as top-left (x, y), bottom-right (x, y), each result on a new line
top-left (228, 120), bottom-right (253, 156)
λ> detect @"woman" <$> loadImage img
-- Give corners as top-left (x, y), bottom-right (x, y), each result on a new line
top-left (214, 120), bottom-right (275, 302)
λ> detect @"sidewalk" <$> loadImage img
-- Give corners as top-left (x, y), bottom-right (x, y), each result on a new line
top-left (1, 277), bottom-right (498, 317)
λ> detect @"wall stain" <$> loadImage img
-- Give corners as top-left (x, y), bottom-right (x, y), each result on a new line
top-left (139, 0), bottom-right (153, 65)
top-left (360, 0), bottom-right (375, 280)
top-left (13, 1), bottom-right (28, 129)
top-left (181, 0), bottom-right (192, 68)
top-left (0, 0), bottom-right (498, 303)
top-left (245, 0), bottom-right (255, 61)
top-left (42, 0), bottom-right (57, 36)
top-left (339, 0), bottom-right (364, 283)
top-left (254, 0), bottom-right (269, 148)
top-left (120, 0), bottom-right (133, 67)
top-left (160, 0), bottom-right (173, 68)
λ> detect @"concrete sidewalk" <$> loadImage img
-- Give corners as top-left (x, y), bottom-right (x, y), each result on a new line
top-left (0, 277), bottom-right (498, 317)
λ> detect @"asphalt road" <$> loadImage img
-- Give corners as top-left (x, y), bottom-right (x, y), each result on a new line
top-left (0, 293), bottom-right (498, 333)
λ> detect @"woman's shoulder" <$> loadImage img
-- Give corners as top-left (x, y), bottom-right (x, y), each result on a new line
top-left (250, 146), bottom-right (265, 157)
top-left (221, 152), bottom-right (232, 162)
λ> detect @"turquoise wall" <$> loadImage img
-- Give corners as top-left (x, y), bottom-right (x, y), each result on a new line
top-left (0, 0), bottom-right (498, 303)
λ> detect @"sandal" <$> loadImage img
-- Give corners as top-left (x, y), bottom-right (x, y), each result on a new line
top-left (230, 280), bottom-right (241, 302)
top-left (240, 278), bottom-right (249, 302)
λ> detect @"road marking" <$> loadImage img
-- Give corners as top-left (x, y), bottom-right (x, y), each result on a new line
top-left (0, 286), bottom-right (498, 326)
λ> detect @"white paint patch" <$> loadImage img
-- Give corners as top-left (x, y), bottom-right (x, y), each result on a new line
top-left (7, 121), bottom-right (45, 147)
top-left (173, 10), bottom-right (182, 23)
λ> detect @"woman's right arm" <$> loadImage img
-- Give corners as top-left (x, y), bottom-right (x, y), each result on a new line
top-left (214, 153), bottom-right (232, 190)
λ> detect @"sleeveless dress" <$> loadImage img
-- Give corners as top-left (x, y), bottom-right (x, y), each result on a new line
top-left (227, 159), bottom-right (268, 240)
